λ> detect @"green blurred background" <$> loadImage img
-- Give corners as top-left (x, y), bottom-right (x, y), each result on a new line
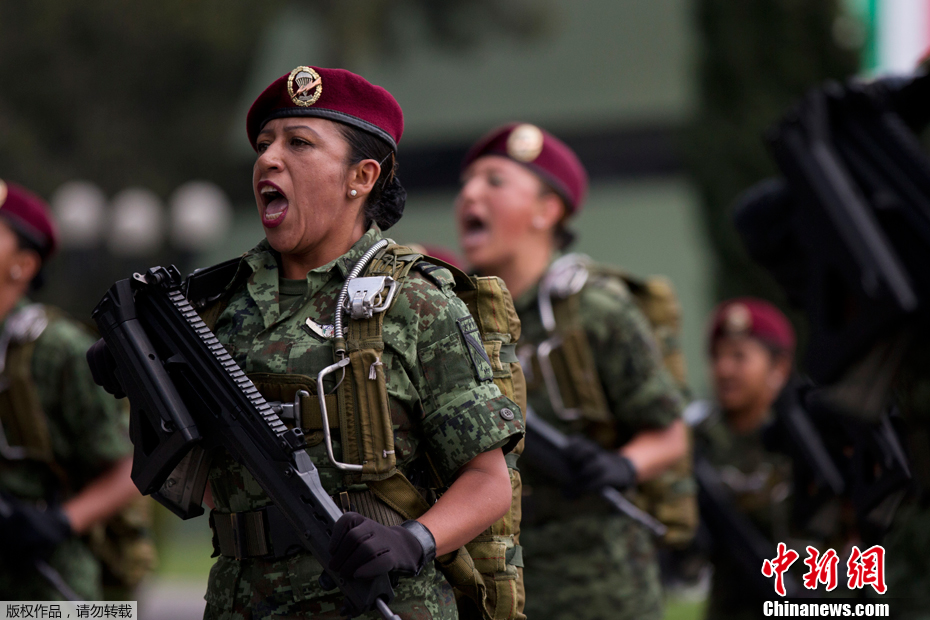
top-left (0, 0), bottom-right (875, 616)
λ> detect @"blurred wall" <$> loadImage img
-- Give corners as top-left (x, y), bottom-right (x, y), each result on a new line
top-left (222, 0), bottom-right (715, 393)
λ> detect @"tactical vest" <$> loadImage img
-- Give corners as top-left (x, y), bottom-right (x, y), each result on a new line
top-left (522, 253), bottom-right (698, 547)
top-left (0, 303), bottom-right (156, 592)
top-left (200, 244), bottom-right (528, 620)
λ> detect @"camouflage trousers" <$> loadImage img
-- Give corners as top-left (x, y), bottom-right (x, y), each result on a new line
top-left (520, 512), bottom-right (662, 620)
top-left (0, 538), bottom-right (102, 600)
top-left (203, 553), bottom-right (457, 620)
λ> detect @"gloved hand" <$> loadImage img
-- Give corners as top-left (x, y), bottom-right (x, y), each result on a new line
top-left (0, 492), bottom-right (73, 561)
top-left (564, 435), bottom-right (638, 493)
top-left (86, 338), bottom-right (125, 398)
top-left (328, 513), bottom-right (436, 581)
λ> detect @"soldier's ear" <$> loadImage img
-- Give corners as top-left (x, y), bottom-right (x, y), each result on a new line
top-left (768, 353), bottom-right (792, 393)
top-left (347, 159), bottom-right (380, 200)
top-left (10, 248), bottom-right (40, 286)
top-left (534, 188), bottom-right (564, 232)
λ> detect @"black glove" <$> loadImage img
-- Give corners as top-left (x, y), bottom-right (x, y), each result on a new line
top-left (328, 513), bottom-right (436, 581)
top-left (86, 338), bottom-right (125, 398)
top-left (564, 435), bottom-right (637, 493)
top-left (0, 493), bottom-right (73, 561)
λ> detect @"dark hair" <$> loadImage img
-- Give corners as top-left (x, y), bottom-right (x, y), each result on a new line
top-left (337, 124), bottom-right (406, 230)
top-left (12, 230), bottom-right (45, 290)
top-left (536, 184), bottom-right (577, 249)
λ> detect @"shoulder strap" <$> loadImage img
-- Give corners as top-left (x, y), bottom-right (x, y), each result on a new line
top-left (331, 244), bottom-right (420, 482)
top-left (0, 304), bottom-right (71, 488)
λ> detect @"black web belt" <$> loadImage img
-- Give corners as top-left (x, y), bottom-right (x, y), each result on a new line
top-left (210, 489), bottom-right (405, 560)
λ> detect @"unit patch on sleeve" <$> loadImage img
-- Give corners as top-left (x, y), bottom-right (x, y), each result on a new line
top-left (456, 315), bottom-right (493, 382)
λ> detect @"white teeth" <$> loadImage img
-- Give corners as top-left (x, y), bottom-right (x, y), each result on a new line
top-left (265, 210), bottom-right (283, 220)
top-left (261, 186), bottom-right (278, 196)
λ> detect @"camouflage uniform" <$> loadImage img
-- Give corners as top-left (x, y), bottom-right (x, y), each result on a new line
top-left (692, 406), bottom-right (793, 619)
top-left (516, 263), bottom-right (685, 620)
top-left (204, 227), bottom-right (523, 620)
top-left (0, 300), bottom-right (132, 600)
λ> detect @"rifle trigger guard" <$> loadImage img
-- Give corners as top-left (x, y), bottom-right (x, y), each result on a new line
top-left (317, 357), bottom-right (361, 472)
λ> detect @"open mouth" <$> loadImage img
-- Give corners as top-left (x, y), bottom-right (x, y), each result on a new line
top-left (459, 212), bottom-right (491, 249)
top-left (259, 182), bottom-right (288, 228)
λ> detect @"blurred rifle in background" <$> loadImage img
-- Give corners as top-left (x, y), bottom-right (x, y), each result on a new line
top-left (734, 69), bottom-right (930, 539)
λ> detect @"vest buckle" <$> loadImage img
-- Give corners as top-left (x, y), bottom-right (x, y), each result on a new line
top-left (343, 276), bottom-right (398, 320)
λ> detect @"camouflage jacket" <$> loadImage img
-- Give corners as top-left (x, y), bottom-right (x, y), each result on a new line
top-left (693, 404), bottom-right (797, 616)
top-left (205, 227), bottom-right (523, 618)
top-left (0, 299), bottom-right (132, 600)
top-left (515, 260), bottom-right (684, 620)
top-left (693, 405), bottom-right (793, 542)
top-left (516, 259), bottom-right (685, 508)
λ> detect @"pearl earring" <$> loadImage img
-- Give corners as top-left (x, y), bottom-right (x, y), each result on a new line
top-left (350, 189), bottom-right (358, 197)
top-left (10, 265), bottom-right (22, 281)
top-left (532, 216), bottom-right (546, 229)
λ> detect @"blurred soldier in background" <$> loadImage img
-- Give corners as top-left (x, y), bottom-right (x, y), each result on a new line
top-left (734, 67), bottom-right (930, 615)
top-left (689, 299), bottom-right (795, 618)
top-left (0, 180), bottom-right (150, 600)
top-left (455, 123), bottom-right (692, 620)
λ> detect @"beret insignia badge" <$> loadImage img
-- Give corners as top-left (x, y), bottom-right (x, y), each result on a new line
top-left (507, 124), bottom-right (545, 162)
top-left (724, 303), bottom-right (752, 334)
top-left (288, 66), bottom-right (323, 107)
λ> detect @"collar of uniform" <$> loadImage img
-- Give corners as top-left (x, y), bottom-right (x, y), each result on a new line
top-left (238, 226), bottom-right (385, 330)
top-left (333, 225), bottom-right (385, 279)
top-left (0, 297), bottom-right (33, 331)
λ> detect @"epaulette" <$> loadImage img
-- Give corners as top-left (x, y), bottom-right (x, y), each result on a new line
top-left (415, 260), bottom-right (457, 291)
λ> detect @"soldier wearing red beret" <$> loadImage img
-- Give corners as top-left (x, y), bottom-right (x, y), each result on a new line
top-left (185, 67), bottom-right (524, 619)
top-left (706, 298), bottom-right (795, 434)
top-left (455, 124), bottom-right (691, 620)
top-left (691, 298), bottom-right (796, 618)
top-left (0, 181), bottom-right (143, 600)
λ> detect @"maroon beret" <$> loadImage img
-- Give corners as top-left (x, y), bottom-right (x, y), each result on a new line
top-left (462, 123), bottom-right (589, 214)
top-left (709, 298), bottom-right (795, 354)
top-left (0, 180), bottom-right (58, 259)
top-left (246, 66), bottom-right (403, 152)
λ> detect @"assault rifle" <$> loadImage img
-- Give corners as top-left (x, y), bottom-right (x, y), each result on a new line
top-left (87, 265), bottom-right (400, 620)
top-left (769, 381), bottom-right (911, 545)
top-left (692, 455), bottom-right (807, 599)
top-left (521, 407), bottom-right (667, 537)
top-left (685, 401), bottom-right (810, 599)
top-left (736, 70), bottom-right (930, 385)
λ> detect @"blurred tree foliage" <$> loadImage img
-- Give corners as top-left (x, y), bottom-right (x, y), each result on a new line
top-left (0, 0), bottom-right (287, 200)
top-left (687, 0), bottom-right (860, 305)
top-left (0, 0), bottom-right (541, 202)
top-left (309, 0), bottom-right (546, 67)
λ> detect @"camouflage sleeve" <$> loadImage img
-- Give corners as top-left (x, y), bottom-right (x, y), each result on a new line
top-left (32, 318), bottom-right (132, 485)
top-left (581, 284), bottom-right (684, 432)
top-left (391, 270), bottom-right (523, 483)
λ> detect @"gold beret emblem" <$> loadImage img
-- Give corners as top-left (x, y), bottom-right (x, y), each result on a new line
top-left (723, 303), bottom-right (752, 334)
top-left (0, 181), bottom-right (6, 209)
top-left (507, 124), bottom-right (544, 162)
top-left (288, 66), bottom-right (323, 107)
